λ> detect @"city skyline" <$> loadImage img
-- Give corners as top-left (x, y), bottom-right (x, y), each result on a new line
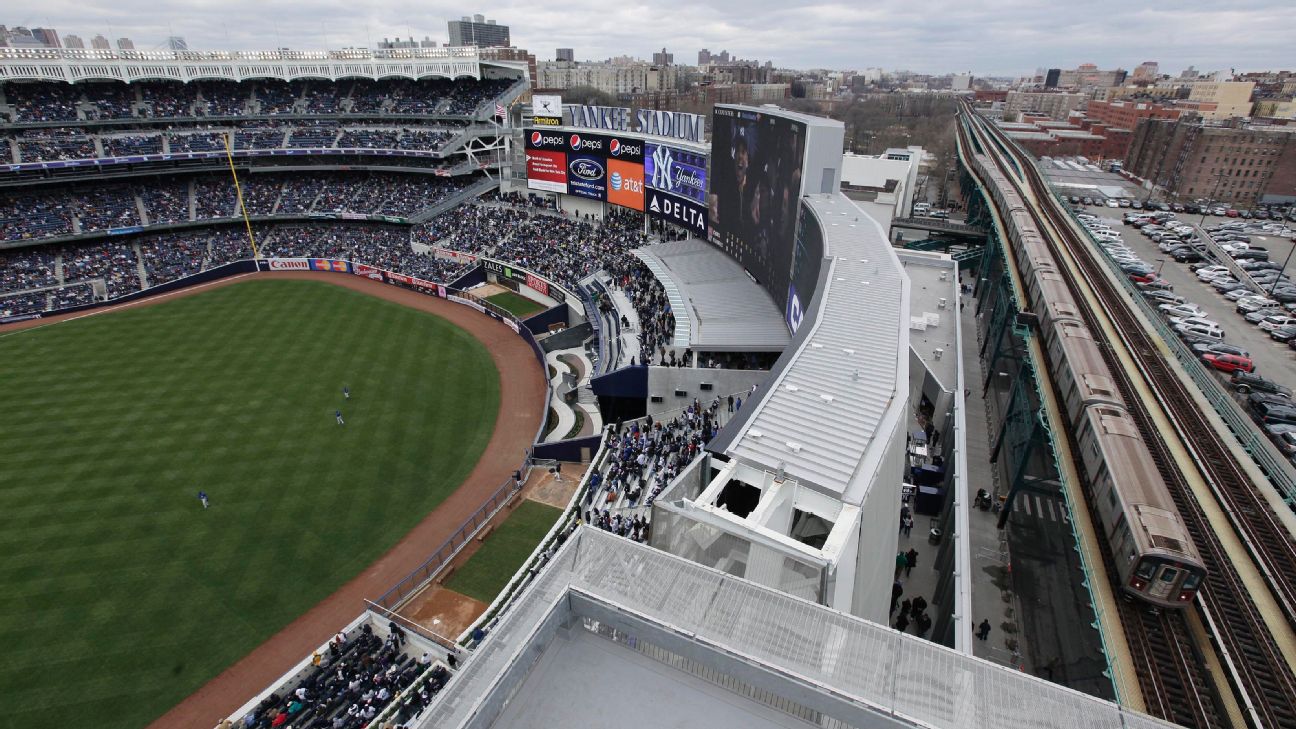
top-left (4, 0), bottom-right (1293, 76)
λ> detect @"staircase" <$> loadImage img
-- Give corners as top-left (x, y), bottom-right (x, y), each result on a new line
top-left (133, 242), bottom-right (149, 289)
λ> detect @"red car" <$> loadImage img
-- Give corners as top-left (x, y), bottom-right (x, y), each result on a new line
top-left (1203, 353), bottom-right (1255, 373)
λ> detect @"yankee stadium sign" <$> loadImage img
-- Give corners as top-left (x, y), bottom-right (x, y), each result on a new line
top-left (566, 105), bottom-right (707, 144)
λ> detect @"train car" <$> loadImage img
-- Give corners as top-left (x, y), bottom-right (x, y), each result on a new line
top-left (972, 134), bottom-right (1208, 608)
top-left (1042, 320), bottom-right (1126, 429)
top-left (1074, 404), bottom-right (1205, 607)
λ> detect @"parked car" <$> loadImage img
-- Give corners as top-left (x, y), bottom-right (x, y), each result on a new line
top-left (1259, 315), bottom-right (1296, 332)
top-left (1194, 342), bottom-right (1250, 359)
top-left (1245, 309), bottom-right (1284, 324)
top-left (1251, 400), bottom-right (1296, 426)
top-left (1173, 249), bottom-right (1205, 263)
top-left (1264, 424), bottom-right (1296, 456)
top-left (1203, 353), bottom-right (1255, 373)
top-left (1212, 279), bottom-right (1245, 293)
top-left (1175, 322), bottom-right (1225, 341)
top-left (1238, 296), bottom-right (1280, 313)
top-left (1232, 371), bottom-right (1292, 396)
top-left (1269, 325), bottom-right (1296, 343)
top-left (1136, 278), bottom-right (1174, 291)
top-left (1160, 303), bottom-right (1206, 318)
top-left (1144, 290), bottom-right (1185, 305)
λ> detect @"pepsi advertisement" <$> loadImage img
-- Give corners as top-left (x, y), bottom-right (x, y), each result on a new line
top-left (645, 143), bottom-right (708, 205)
top-left (524, 129), bottom-right (643, 163)
top-left (567, 154), bottom-right (608, 201)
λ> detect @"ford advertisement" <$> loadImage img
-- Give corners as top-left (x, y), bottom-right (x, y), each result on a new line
top-left (567, 154), bottom-right (607, 201)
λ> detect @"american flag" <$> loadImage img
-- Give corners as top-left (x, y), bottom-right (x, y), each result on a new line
top-left (495, 103), bottom-right (506, 119)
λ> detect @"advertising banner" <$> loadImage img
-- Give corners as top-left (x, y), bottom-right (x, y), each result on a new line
top-left (526, 149), bottom-right (568, 194)
top-left (525, 129), bottom-right (643, 163)
top-left (432, 247), bottom-right (478, 264)
top-left (352, 264), bottom-right (383, 280)
top-left (268, 258), bottom-right (311, 271)
top-left (645, 143), bottom-right (708, 205)
top-left (567, 154), bottom-right (607, 201)
top-left (387, 272), bottom-right (414, 284)
top-left (310, 259), bottom-right (351, 273)
top-left (606, 159), bottom-right (645, 211)
top-left (532, 94), bottom-right (563, 126)
top-left (646, 188), bottom-right (708, 238)
top-left (525, 272), bottom-right (550, 297)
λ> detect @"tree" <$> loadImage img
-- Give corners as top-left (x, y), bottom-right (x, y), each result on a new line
top-left (562, 86), bottom-right (619, 106)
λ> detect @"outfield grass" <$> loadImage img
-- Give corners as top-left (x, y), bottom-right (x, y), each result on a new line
top-left (0, 279), bottom-right (501, 729)
top-left (485, 290), bottom-right (545, 319)
top-left (445, 500), bottom-right (561, 604)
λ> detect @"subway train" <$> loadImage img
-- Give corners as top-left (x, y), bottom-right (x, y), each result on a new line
top-left (965, 119), bottom-right (1206, 608)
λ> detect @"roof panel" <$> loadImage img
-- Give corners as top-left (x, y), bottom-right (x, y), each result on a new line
top-left (724, 194), bottom-right (908, 501)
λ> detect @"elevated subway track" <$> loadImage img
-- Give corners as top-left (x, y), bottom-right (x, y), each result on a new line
top-left (960, 107), bottom-right (1296, 729)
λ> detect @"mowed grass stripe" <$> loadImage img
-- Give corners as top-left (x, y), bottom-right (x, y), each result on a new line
top-left (444, 500), bottom-right (561, 604)
top-left (0, 279), bottom-right (501, 729)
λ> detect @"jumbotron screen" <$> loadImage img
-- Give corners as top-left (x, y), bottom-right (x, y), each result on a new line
top-left (707, 107), bottom-right (807, 319)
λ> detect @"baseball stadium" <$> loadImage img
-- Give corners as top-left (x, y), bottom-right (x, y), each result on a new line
top-left (0, 42), bottom-right (1181, 729)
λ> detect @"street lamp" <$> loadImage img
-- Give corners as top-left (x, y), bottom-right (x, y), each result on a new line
top-left (1155, 258), bottom-right (1166, 277)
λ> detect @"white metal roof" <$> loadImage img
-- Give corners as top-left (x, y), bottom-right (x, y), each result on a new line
top-left (420, 528), bottom-right (1179, 729)
top-left (722, 193), bottom-right (909, 503)
top-left (633, 239), bottom-right (791, 351)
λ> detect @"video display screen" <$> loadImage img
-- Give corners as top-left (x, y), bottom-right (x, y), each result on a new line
top-left (707, 108), bottom-right (807, 317)
top-left (787, 202), bottom-right (824, 333)
top-left (645, 143), bottom-right (708, 204)
top-left (526, 149), bottom-right (567, 193)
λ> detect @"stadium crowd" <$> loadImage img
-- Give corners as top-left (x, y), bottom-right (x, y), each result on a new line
top-left (1, 173), bottom-right (479, 242)
top-left (0, 221), bottom-right (469, 317)
top-left (1, 77), bottom-right (514, 124)
top-left (604, 256), bottom-right (676, 362)
top-left (415, 200), bottom-right (650, 292)
top-left (230, 621), bottom-right (448, 729)
top-left (581, 396), bottom-right (730, 543)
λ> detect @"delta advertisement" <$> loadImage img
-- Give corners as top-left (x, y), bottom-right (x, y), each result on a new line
top-left (646, 187), bottom-right (708, 238)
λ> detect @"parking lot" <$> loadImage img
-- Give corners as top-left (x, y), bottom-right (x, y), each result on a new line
top-left (1080, 205), bottom-right (1296, 388)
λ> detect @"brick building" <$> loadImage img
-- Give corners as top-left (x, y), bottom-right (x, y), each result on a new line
top-left (1125, 117), bottom-right (1296, 205)
top-left (997, 117), bottom-right (1128, 161)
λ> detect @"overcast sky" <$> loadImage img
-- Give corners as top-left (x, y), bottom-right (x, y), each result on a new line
top-left (8, 0), bottom-right (1294, 76)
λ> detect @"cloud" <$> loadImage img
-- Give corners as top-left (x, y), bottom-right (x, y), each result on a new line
top-left (8, 0), bottom-right (1293, 75)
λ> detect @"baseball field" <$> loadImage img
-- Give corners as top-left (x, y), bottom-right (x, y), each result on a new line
top-left (0, 278), bottom-right (502, 729)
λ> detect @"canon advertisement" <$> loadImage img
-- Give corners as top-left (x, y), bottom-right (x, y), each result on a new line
top-left (708, 107), bottom-right (807, 320)
top-left (644, 143), bottom-right (708, 205)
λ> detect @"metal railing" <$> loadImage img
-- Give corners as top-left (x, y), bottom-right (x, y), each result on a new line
top-left (371, 473), bottom-right (524, 612)
top-left (1055, 194), bottom-right (1296, 505)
